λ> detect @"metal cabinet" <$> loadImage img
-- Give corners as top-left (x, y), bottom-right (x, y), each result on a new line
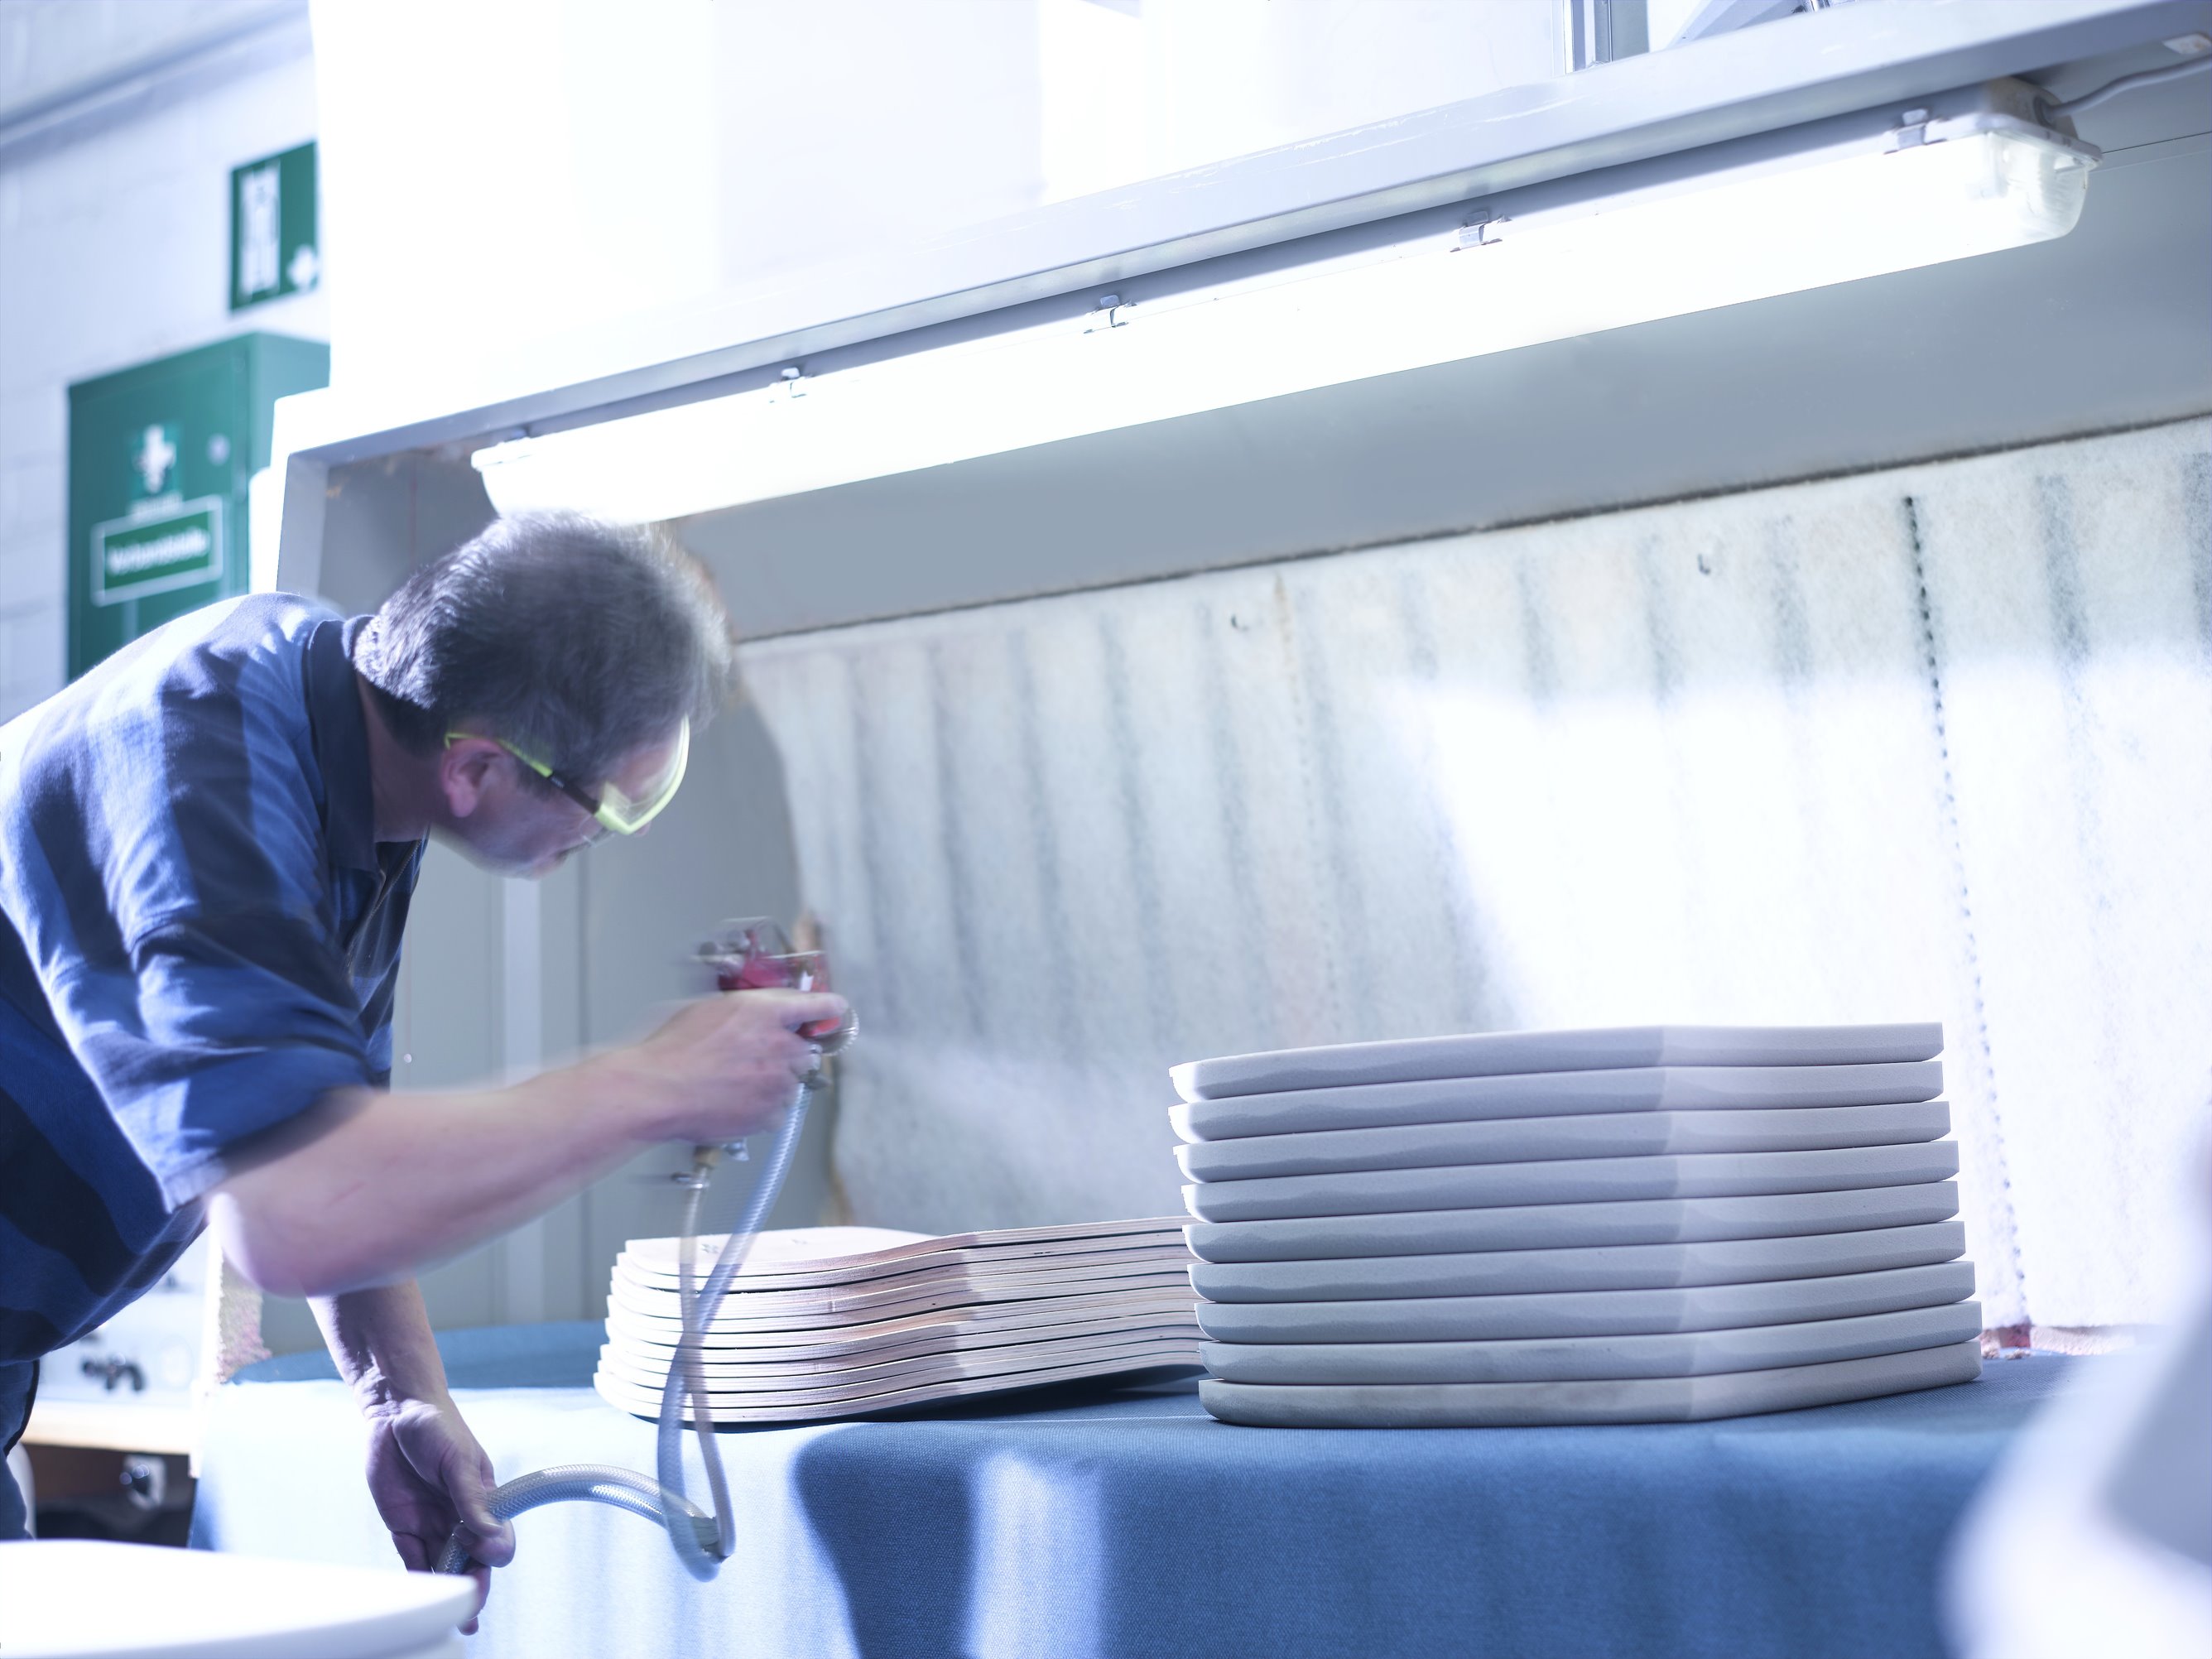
top-left (66, 334), bottom-right (329, 680)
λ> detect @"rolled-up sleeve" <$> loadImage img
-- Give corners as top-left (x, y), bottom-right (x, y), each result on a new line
top-left (0, 600), bottom-right (400, 1212)
top-left (50, 911), bottom-right (376, 1206)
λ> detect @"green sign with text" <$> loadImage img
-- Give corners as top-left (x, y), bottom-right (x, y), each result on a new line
top-left (91, 498), bottom-right (226, 606)
top-left (67, 334), bottom-right (329, 680)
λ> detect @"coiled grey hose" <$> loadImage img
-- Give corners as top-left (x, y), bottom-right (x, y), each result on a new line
top-left (436, 1050), bottom-right (830, 1580)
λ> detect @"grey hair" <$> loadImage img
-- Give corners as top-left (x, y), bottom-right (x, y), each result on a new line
top-left (352, 512), bottom-right (738, 786)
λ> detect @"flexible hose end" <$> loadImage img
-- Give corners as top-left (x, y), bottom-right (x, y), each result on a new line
top-left (433, 1466), bottom-right (719, 1575)
top-left (434, 1091), bottom-right (818, 1583)
top-left (435, 1517), bottom-right (721, 1579)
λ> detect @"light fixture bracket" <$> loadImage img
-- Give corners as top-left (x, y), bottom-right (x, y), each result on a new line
top-left (1893, 107), bottom-right (2100, 168)
top-left (467, 79), bottom-right (2107, 526)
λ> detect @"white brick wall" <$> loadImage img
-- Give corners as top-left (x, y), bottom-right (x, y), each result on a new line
top-left (0, 11), bottom-right (325, 724)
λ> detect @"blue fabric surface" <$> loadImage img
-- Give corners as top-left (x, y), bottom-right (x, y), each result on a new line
top-left (0, 597), bottom-right (419, 1372)
top-left (0, 1359), bottom-right (27, 1542)
top-left (0, 1459), bottom-right (23, 1542)
top-left (194, 1322), bottom-right (2070, 1659)
top-left (230, 1320), bottom-right (603, 1389)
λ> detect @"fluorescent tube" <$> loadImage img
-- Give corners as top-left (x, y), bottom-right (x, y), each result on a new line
top-left (474, 107), bottom-right (2095, 524)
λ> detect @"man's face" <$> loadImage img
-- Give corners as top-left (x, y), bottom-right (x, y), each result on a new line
top-left (439, 730), bottom-right (685, 878)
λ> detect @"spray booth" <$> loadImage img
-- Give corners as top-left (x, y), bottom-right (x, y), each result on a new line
top-left (185, 3), bottom-right (2211, 1655)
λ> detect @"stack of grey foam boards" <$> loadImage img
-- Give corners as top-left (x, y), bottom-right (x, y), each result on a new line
top-left (594, 1219), bottom-right (1201, 1425)
top-left (1171, 1024), bottom-right (1982, 1428)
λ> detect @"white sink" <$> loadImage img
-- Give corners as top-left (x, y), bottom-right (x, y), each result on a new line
top-left (0, 1540), bottom-right (472, 1658)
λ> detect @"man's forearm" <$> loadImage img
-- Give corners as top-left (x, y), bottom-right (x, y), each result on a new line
top-left (208, 986), bottom-right (837, 1300)
top-left (209, 1049), bottom-right (681, 1299)
top-left (314, 1281), bottom-right (450, 1412)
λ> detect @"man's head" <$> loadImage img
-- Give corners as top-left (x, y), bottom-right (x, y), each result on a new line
top-left (353, 512), bottom-right (737, 876)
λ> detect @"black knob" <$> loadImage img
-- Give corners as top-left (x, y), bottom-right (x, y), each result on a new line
top-left (79, 1355), bottom-right (146, 1392)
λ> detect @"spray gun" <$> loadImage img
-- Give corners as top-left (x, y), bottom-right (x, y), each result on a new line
top-left (683, 919), bottom-right (855, 1174)
top-left (437, 917), bottom-right (855, 1583)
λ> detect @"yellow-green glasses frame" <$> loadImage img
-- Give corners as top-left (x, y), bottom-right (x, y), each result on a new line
top-left (445, 719), bottom-right (690, 836)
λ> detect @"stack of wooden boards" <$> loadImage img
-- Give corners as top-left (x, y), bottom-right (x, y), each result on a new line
top-left (594, 1219), bottom-right (1200, 1425)
top-left (1171, 1023), bottom-right (1984, 1427)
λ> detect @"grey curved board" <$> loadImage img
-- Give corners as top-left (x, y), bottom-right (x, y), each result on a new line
top-left (1184, 1142), bottom-right (1960, 1224)
top-left (1171, 1061), bottom-right (1945, 1143)
top-left (601, 1344), bottom-right (1205, 1426)
top-left (1197, 1339), bottom-right (1984, 1426)
top-left (618, 1221), bottom-right (1187, 1289)
top-left (1190, 1219), bottom-right (1966, 1302)
top-left (1186, 1182), bottom-right (1960, 1263)
top-left (609, 1268), bottom-right (1195, 1334)
top-left (607, 1286), bottom-right (1198, 1352)
top-left (603, 1318), bottom-right (1203, 1388)
top-left (1201, 1301), bottom-right (1983, 1384)
top-left (599, 1331), bottom-right (1200, 1399)
top-left (1177, 1100), bottom-right (1950, 1182)
top-left (1171, 1023), bottom-right (1944, 1103)
top-left (1195, 1259), bottom-right (1974, 1343)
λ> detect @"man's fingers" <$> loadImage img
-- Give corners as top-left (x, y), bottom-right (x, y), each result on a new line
top-left (760, 989), bottom-right (846, 1031)
top-left (391, 1531), bottom-right (430, 1573)
top-left (461, 1562), bottom-right (491, 1633)
top-left (459, 1472), bottom-right (516, 1567)
top-left (464, 1517), bottom-right (517, 1568)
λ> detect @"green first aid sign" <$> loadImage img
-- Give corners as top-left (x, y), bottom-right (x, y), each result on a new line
top-left (67, 334), bottom-right (328, 680)
top-left (230, 142), bottom-right (319, 312)
top-left (89, 498), bottom-right (226, 606)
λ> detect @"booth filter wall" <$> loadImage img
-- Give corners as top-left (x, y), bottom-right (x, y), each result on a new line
top-left (739, 415), bottom-right (2212, 1334)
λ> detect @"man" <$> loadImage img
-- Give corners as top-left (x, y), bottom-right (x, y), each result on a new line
top-left (0, 512), bottom-right (844, 1626)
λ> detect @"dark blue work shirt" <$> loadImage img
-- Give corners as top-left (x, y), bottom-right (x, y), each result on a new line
top-left (0, 595), bottom-right (422, 1387)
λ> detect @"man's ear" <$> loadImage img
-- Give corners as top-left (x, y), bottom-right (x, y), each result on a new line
top-left (440, 738), bottom-right (508, 820)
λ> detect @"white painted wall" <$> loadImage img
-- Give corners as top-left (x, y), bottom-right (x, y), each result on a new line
top-left (0, 0), bottom-right (325, 724)
top-left (308, 0), bottom-right (1559, 402)
top-left (1039, 0), bottom-right (1557, 201)
top-left (0, 0), bottom-right (282, 109)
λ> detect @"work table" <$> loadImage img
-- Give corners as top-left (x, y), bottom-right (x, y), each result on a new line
top-left (191, 1324), bottom-right (2067, 1659)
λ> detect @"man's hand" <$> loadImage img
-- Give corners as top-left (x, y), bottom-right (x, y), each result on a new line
top-left (363, 1395), bottom-right (512, 1634)
top-left (213, 985), bottom-right (851, 1304)
top-left (611, 987), bottom-right (848, 1147)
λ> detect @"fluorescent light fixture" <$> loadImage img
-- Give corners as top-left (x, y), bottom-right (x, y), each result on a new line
top-left (474, 90), bottom-right (2096, 524)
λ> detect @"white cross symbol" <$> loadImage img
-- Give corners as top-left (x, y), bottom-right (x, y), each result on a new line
top-left (135, 425), bottom-right (177, 495)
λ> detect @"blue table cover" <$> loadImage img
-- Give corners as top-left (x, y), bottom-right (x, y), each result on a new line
top-left (191, 1323), bottom-right (2068, 1659)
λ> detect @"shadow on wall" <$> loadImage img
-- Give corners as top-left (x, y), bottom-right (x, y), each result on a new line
top-left (731, 418), bottom-right (2212, 1336)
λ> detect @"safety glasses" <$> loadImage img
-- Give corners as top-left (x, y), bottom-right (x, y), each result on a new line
top-left (447, 718), bottom-right (690, 836)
